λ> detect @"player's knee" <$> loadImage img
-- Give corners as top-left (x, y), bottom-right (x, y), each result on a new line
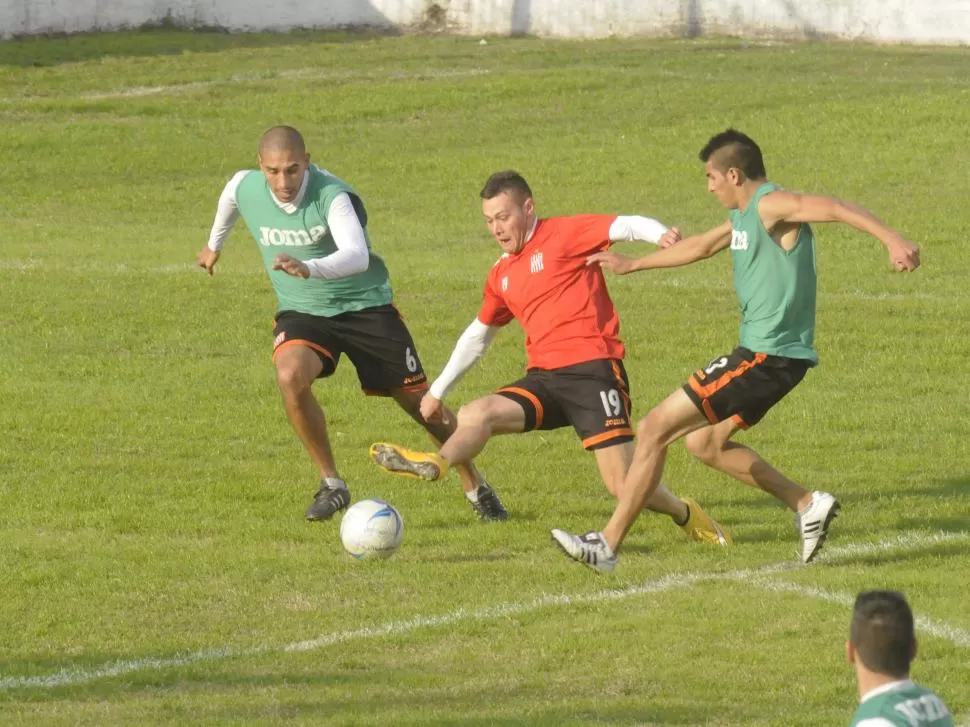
top-left (458, 397), bottom-right (510, 431)
top-left (457, 398), bottom-right (495, 430)
top-left (685, 429), bottom-right (719, 466)
top-left (275, 362), bottom-right (311, 396)
top-left (635, 409), bottom-right (669, 447)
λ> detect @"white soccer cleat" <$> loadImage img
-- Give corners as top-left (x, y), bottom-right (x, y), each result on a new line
top-left (796, 491), bottom-right (841, 563)
top-left (551, 529), bottom-right (617, 573)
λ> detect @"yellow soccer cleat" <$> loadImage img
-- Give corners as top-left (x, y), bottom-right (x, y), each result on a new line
top-left (369, 442), bottom-right (449, 481)
top-left (679, 497), bottom-right (732, 545)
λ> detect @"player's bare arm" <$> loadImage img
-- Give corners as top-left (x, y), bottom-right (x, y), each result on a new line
top-left (658, 227), bottom-right (682, 248)
top-left (588, 220), bottom-right (732, 274)
top-left (419, 392), bottom-right (445, 423)
top-left (272, 254), bottom-right (311, 279)
top-left (758, 191), bottom-right (920, 272)
top-left (196, 247), bottom-right (220, 276)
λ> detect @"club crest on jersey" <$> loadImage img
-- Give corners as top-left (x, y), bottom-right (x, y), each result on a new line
top-left (731, 229), bottom-right (749, 251)
top-left (501, 276), bottom-right (509, 292)
top-left (259, 225), bottom-right (327, 247)
top-left (530, 251), bottom-right (544, 274)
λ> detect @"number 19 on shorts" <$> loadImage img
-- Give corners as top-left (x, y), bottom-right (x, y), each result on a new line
top-left (599, 389), bottom-right (622, 416)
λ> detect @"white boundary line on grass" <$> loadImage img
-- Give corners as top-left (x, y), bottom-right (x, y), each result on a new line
top-left (1, 530), bottom-right (967, 690)
top-left (2, 67), bottom-right (491, 104)
top-left (748, 578), bottom-right (970, 647)
top-left (8, 62), bottom-right (967, 105)
top-left (85, 66), bottom-right (492, 100)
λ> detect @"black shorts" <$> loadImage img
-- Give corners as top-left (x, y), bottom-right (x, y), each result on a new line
top-left (683, 347), bottom-right (810, 429)
top-left (272, 305), bottom-right (427, 397)
top-left (496, 359), bottom-right (633, 450)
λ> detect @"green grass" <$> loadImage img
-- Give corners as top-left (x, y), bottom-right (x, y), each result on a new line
top-left (1, 31), bottom-right (969, 726)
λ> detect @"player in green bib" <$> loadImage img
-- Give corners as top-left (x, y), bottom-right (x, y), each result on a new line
top-left (553, 129), bottom-right (920, 572)
top-left (196, 126), bottom-right (507, 523)
top-left (848, 590), bottom-right (953, 726)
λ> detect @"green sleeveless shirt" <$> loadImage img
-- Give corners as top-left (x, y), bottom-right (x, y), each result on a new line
top-left (234, 166), bottom-right (393, 317)
top-left (729, 182), bottom-right (818, 364)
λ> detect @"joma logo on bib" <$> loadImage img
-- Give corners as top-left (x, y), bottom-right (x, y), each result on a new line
top-left (731, 229), bottom-right (749, 251)
top-left (259, 226), bottom-right (327, 247)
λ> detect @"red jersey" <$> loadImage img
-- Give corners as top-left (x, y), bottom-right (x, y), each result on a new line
top-left (477, 214), bottom-right (624, 371)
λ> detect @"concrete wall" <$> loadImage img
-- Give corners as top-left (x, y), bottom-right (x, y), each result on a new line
top-left (2, 0), bottom-right (968, 44)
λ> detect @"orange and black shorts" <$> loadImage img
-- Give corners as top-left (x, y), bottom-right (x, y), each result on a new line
top-left (272, 305), bottom-right (427, 397)
top-left (683, 347), bottom-right (811, 429)
top-left (496, 359), bottom-right (633, 450)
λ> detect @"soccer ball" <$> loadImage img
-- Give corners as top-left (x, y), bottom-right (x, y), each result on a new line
top-left (339, 499), bottom-right (404, 559)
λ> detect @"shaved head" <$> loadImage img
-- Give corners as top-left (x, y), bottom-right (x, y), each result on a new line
top-left (259, 125), bottom-right (306, 156)
top-left (257, 126), bottom-right (310, 203)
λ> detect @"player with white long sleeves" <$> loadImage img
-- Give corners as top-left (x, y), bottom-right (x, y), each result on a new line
top-left (196, 126), bottom-right (508, 523)
top-left (370, 171), bottom-right (731, 567)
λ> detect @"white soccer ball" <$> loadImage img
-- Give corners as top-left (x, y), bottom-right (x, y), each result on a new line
top-left (339, 499), bottom-right (404, 559)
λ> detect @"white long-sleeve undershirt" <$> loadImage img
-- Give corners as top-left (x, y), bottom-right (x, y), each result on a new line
top-left (303, 194), bottom-right (369, 279)
top-left (608, 215), bottom-right (668, 245)
top-left (206, 169), bottom-right (369, 279)
top-left (427, 214), bottom-right (669, 400)
top-left (428, 319), bottom-right (500, 400)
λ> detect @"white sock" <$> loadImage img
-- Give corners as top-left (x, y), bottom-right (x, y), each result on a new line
top-left (324, 477), bottom-right (347, 490)
top-left (465, 488), bottom-right (480, 503)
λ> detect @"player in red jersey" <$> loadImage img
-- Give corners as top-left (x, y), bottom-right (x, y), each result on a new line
top-left (369, 171), bottom-right (730, 558)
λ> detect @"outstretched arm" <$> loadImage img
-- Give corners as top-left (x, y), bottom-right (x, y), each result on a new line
top-left (420, 319), bottom-right (501, 422)
top-left (588, 220), bottom-right (733, 275)
top-left (758, 191), bottom-right (920, 272)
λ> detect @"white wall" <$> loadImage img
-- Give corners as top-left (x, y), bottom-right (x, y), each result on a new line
top-left (2, 0), bottom-right (969, 44)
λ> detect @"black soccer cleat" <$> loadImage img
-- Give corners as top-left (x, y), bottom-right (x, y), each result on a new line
top-left (305, 483), bottom-right (351, 521)
top-left (469, 482), bottom-right (509, 522)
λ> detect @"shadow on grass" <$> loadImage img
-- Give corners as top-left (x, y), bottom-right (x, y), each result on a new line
top-left (896, 475), bottom-right (970, 502)
top-left (822, 541), bottom-right (969, 569)
top-left (418, 512), bottom-right (540, 531)
top-left (721, 525), bottom-right (792, 546)
top-left (0, 26), bottom-right (400, 68)
top-left (839, 475), bottom-right (970, 531)
top-left (15, 667), bottom-right (748, 726)
top-left (617, 543), bottom-right (653, 555)
top-left (896, 516), bottom-right (970, 533)
top-left (735, 474), bottom-right (970, 510)
top-left (209, 697), bottom-right (737, 726)
top-left (425, 551), bottom-right (517, 564)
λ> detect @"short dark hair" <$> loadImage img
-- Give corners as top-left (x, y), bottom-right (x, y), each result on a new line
top-left (480, 170), bottom-right (533, 203)
top-left (699, 129), bottom-right (767, 179)
top-left (850, 590), bottom-right (916, 678)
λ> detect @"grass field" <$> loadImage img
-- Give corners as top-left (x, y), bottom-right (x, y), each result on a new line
top-left (1, 29), bottom-right (969, 726)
